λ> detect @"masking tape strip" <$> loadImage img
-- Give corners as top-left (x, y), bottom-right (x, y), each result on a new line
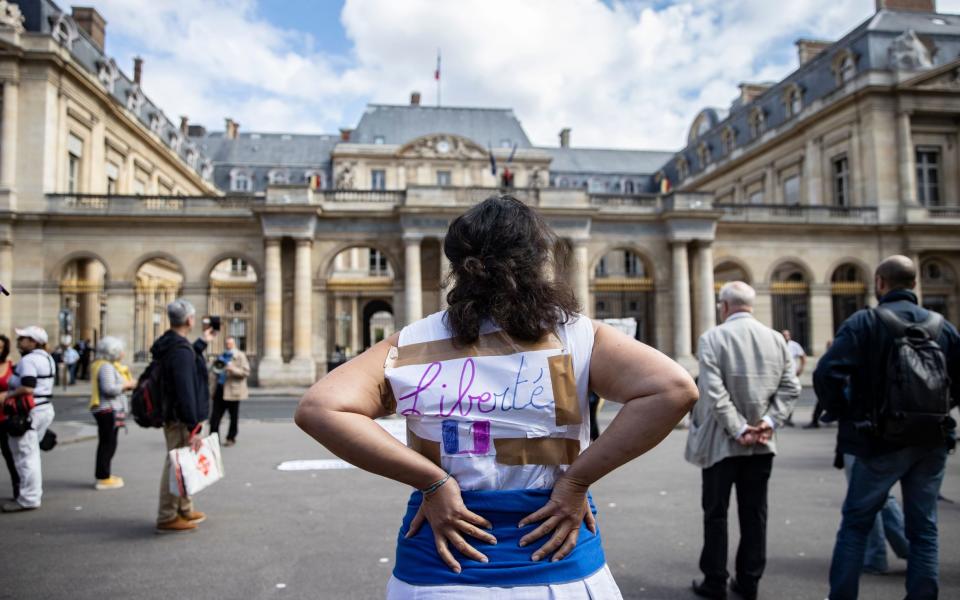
top-left (493, 437), bottom-right (581, 466)
top-left (394, 330), bottom-right (563, 368)
top-left (548, 353), bottom-right (581, 426)
top-left (406, 427), bottom-right (442, 467)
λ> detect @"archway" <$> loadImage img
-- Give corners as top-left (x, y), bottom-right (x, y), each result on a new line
top-left (133, 258), bottom-right (184, 361)
top-left (714, 260), bottom-right (751, 323)
top-left (208, 257), bottom-right (259, 363)
top-left (362, 299), bottom-right (395, 350)
top-left (591, 248), bottom-right (655, 344)
top-left (771, 261), bottom-right (810, 352)
top-left (830, 262), bottom-right (868, 333)
top-left (921, 258), bottom-right (958, 323)
top-left (59, 256), bottom-right (108, 351)
top-left (327, 246), bottom-right (397, 360)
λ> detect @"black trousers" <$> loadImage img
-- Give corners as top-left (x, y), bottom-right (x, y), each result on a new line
top-left (209, 384), bottom-right (239, 441)
top-left (811, 399), bottom-right (824, 424)
top-left (699, 453), bottom-right (774, 594)
top-left (0, 427), bottom-right (19, 498)
top-left (94, 411), bottom-right (119, 480)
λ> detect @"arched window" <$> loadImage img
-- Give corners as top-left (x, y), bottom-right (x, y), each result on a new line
top-left (676, 156), bottom-right (689, 181)
top-left (624, 180), bottom-right (635, 194)
top-left (97, 59), bottom-right (118, 93)
top-left (230, 169), bottom-right (253, 192)
top-left (126, 86), bottom-right (145, 115)
top-left (697, 142), bottom-right (711, 168)
top-left (721, 127), bottom-right (736, 155)
top-left (558, 177), bottom-right (569, 188)
top-left (783, 84), bottom-right (803, 118)
top-left (268, 169), bottom-right (289, 185)
top-left (51, 14), bottom-right (78, 47)
top-left (167, 130), bottom-right (182, 153)
top-left (833, 50), bottom-right (857, 85)
top-left (749, 108), bottom-right (765, 139)
top-left (305, 170), bottom-right (325, 190)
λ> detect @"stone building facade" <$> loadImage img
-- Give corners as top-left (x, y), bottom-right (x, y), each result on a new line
top-left (0, 0), bottom-right (958, 385)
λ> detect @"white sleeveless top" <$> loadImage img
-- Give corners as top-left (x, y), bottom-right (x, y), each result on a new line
top-left (384, 311), bottom-right (595, 491)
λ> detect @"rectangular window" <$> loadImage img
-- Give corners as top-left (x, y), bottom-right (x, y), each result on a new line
top-left (436, 170), bottom-right (452, 186)
top-left (748, 190), bottom-right (764, 204)
top-left (783, 175), bottom-right (800, 205)
top-left (916, 147), bottom-right (940, 207)
top-left (624, 252), bottom-right (641, 277)
top-left (158, 181), bottom-right (173, 196)
top-left (368, 249), bottom-right (388, 276)
top-left (67, 134), bottom-right (83, 194)
top-left (373, 135), bottom-right (385, 145)
top-left (831, 155), bottom-right (849, 207)
top-left (230, 258), bottom-right (248, 274)
top-left (133, 178), bottom-right (146, 195)
top-left (105, 162), bottom-right (119, 195)
top-left (370, 169), bottom-right (386, 190)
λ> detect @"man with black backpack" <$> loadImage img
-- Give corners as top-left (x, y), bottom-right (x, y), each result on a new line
top-left (815, 255), bottom-right (960, 600)
top-left (150, 299), bottom-right (215, 533)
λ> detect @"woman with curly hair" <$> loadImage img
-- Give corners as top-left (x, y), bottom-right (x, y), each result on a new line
top-left (296, 195), bottom-right (697, 598)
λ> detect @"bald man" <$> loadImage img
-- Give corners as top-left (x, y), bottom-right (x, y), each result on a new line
top-left (815, 255), bottom-right (960, 600)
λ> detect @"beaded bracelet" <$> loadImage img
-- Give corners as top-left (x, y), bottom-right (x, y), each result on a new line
top-left (421, 473), bottom-right (451, 497)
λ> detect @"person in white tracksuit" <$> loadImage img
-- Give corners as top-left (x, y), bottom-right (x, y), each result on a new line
top-left (1, 326), bottom-right (56, 513)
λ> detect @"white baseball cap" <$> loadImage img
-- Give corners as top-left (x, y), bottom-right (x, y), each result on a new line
top-left (15, 326), bottom-right (48, 345)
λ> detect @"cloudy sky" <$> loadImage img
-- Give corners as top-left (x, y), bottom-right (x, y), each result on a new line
top-left (86, 0), bottom-right (960, 150)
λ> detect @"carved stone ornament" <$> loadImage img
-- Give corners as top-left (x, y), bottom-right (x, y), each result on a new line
top-left (918, 67), bottom-right (960, 90)
top-left (0, 0), bottom-right (25, 33)
top-left (126, 85), bottom-right (145, 114)
top-left (397, 134), bottom-right (487, 160)
top-left (49, 13), bottom-right (78, 47)
top-left (888, 30), bottom-right (933, 71)
top-left (335, 162), bottom-right (356, 190)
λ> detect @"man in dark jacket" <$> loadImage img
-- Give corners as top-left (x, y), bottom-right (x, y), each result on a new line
top-left (151, 298), bottom-right (215, 533)
top-left (814, 255), bottom-right (960, 600)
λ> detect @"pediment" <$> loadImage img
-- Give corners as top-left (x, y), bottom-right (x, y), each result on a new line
top-left (900, 58), bottom-right (960, 91)
top-left (397, 134), bottom-right (488, 160)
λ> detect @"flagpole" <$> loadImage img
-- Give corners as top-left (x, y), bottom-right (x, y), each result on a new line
top-left (436, 49), bottom-right (441, 107)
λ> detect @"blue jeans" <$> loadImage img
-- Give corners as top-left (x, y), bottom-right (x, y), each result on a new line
top-left (829, 446), bottom-right (948, 600)
top-left (842, 454), bottom-right (909, 572)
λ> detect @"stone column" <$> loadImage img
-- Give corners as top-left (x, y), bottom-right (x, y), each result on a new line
top-left (80, 259), bottom-right (105, 342)
top-left (572, 241), bottom-right (590, 316)
top-left (694, 242), bottom-right (716, 338)
top-left (314, 285), bottom-right (328, 375)
top-left (403, 234), bottom-right (423, 324)
top-left (763, 164), bottom-right (776, 204)
top-left (439, 250), bottom-right (452, 309)
top-left (350, 296), bottom-right (361, 353)
top-left (912, 252), bottom-right (923, 304)
top-left (897, 111), bottom-right (918, 205)
top-left (104, 281), bottom-right (135, 361)
top-left (0, 241), bottom-right (12, 334)
top-left (753, 283), bottom-right (773, 327)
top-left (671, 241), bottom-right (692, 361)
top-left (1, 81), bottom-right (18, 191)
top-left (810, 283), bottom-right (833, 358)
top-left (849, 119), bottom-right (862, 206)
top-left (262, 239), bottom-right (282, 362)
top-left (292, 239), bottom-right (313, 360)
top-left (805, 136), bottom-right (822, 205)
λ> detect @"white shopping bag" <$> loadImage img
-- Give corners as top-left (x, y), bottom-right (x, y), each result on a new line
top-left (168, 433), bottom-right (225, 497)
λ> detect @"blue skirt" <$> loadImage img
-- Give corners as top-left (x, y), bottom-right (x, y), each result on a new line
top-left (393, 489), bottom-right (606, 587)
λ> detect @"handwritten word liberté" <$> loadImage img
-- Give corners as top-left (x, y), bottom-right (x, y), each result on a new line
top-left (397, 356), bottom-right (552, 418)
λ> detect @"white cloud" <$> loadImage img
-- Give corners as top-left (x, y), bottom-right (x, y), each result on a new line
top-left (89, 0), bottom-right (960, 150)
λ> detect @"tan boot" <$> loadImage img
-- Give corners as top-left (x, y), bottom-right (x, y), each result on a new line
top-left (95, 476), bottom-right (124, 490)
top-left (179, 510), bottom-right (206, 524)
top-left (156, 515), bottom-right (198, 533)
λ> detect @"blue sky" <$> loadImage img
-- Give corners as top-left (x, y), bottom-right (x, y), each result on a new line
top-left (86, 0), bottom-right (960, 149)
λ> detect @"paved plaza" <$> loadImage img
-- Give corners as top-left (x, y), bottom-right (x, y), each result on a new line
top-left (2, 399), bottom-right (958, 600)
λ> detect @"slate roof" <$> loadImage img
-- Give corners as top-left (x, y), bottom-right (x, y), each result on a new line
top-left (351, 104), bottom-right (532, 148)
top-left (542, 147), bottom-right (674, 175)
top-left (195, 133), bottom-right (339, 166)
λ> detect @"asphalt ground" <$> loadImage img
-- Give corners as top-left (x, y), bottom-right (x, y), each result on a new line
top-left (2, 401), bottom-right (958, 600)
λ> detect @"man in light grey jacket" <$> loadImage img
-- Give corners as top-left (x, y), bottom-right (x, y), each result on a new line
top-left (687, 281), bottom-right (800, 600)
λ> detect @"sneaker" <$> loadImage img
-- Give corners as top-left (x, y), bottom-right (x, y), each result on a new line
top-left (2, 501), bottom-right (37, 513)
top-left (156, 515), bottom-right (198, 533)
top-left (224, 439), bottom-right (236, 447)
top-left (95, 476), bottom-right (125, 490)
top-left (179, 510), bottom-right (206, 524)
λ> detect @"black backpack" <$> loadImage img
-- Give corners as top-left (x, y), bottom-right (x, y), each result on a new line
top-left (130, 360), bottom-right (167, 428)
top-left (873, 306), bottom-right (952, 446)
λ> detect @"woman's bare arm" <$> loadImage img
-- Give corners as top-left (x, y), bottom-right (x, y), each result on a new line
top-left (294, 333), bottom-right (444, 490)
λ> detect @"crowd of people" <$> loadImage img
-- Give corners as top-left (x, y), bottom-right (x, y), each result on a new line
top-left (0, 197), bottom-right (957, 600)
top-left (0, 300), bottom-right (250, 536)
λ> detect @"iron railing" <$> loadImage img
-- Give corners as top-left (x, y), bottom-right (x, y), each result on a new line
top-left (714, 203), bottom-right (879, 223)
top-left (47, 193), bottom-right (260, 215)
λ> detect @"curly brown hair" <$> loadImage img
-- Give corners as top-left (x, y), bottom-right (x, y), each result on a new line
top-left (443, 195), bottom-right (580, 345)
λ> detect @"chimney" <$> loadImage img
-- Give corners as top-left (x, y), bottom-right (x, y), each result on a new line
top-left (875, 0), bottom-right (936, 12)
top-left (71, 7), bottom-right (106, 51)
top-left (559, 128), bottom-right (571, 148)
top-left (179, 116), bottom-right (189, 136)
top-left (224, 118), bottom-right (239, 140)
top-left (738, 82), bottom-right (772, 105)
top-left (133, 56), bottom-right (143, 85)
top-left (795, 39), bottom-right (833, 66)
top-left (339, 128), bottom-right (352, 142)
top-left (410, 91), bottom-right (421, 106)
top-left (187, 124), bottom-right (207, 137)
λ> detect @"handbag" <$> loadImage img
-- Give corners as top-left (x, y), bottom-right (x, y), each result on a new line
top-left (168, 432), bottom-right (225, 497)
top-left (2, 395), bottom-right (34, 437)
